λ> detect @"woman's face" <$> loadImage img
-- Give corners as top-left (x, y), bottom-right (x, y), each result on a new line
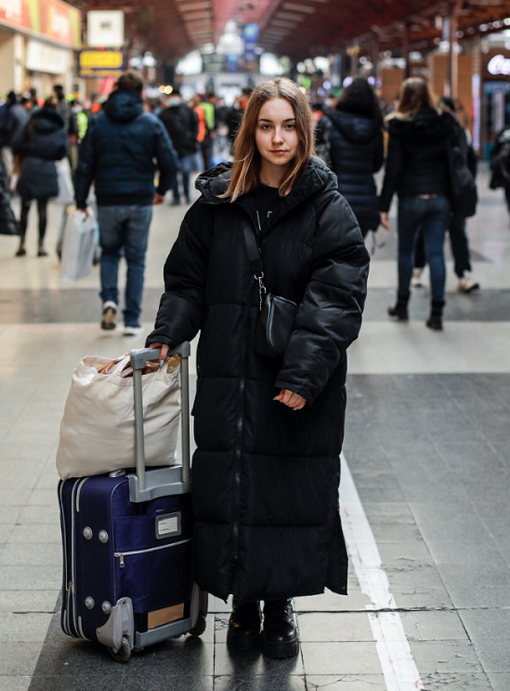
top-left (255, 98), bottom-right (299, 172)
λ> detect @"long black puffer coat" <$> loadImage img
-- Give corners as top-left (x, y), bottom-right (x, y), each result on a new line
top-left (147, 157), bottom-right (370, 604)
top-left (17, 108), bottom-right (67, 201)
top-left (322, 109), bottom-right (384, 237)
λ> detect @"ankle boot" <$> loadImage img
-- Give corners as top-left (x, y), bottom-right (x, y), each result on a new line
top-left (426, 298), bottom-right (445, 331)
top-left (227, 601), bottom-right (261, 651)
top-left (262, 599), bottom-right (299, 659)
top-left (388, 292), bottom-right (410, 321)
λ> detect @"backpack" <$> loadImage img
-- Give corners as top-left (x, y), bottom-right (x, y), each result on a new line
top-left (446, 130), bottom-right (477, 218)
top-left (497, 140), bottom-right (510, 179)
top-left (490, 128), bottom-right (510, 189)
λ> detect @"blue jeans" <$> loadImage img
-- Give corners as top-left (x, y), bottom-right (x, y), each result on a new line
top-left (398, 196), bottom-right (451, 300)
top-left (98, 205), bottom-right (153, 326)
top-left (172, 154), bottom-right (193, 202)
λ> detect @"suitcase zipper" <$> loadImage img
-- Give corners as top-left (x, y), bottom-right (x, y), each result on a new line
top-left (114, 538), bottom-right (192, 568)
top-left (70, 479), bottom-right (88, 637)
top-left (59, 482), bottom-right (73, 637)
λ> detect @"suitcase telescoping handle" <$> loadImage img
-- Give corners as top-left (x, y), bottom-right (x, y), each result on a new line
top-left (130, 343), bottom-right (191, 491)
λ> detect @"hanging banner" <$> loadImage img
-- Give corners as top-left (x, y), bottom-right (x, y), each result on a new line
top-left (242, 23), bottom-right (259, 63)
top-left (0, 0), bottom-right (81, 48)
top-left (87, 11), bottom-right (124, 48)
top-left (78, 49), bottom-right (124, 78)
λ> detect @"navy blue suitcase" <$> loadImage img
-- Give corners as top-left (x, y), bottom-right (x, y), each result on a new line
top-left (58, 344), bottom-right (207, 662)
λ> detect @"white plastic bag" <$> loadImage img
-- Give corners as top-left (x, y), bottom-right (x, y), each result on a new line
top-left (56, 352), bottom-right (181, 480)
top-left (54, 159), bottom-right (75, 205)
top-left (60, 208), bottom-right (97, 281)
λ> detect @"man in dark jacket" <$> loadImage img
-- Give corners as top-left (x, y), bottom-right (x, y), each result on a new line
top-left (0, 92), bottom-right (29, 183)
top-left (159, 90), bottom-right (198, 205)
top-left (74, 71), bottom-right (179, 335)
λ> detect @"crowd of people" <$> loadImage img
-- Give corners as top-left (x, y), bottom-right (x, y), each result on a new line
top-left (0, 71), bottom-right (502, 335)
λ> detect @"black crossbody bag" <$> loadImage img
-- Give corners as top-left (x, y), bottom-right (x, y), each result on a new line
top-left (242, 218), bottom-right (299, 359)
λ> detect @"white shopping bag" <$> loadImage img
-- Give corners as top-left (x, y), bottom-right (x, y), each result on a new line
top-left (54, 159), bottom-right (75, 205)
top-left (56, 352), bottom-right (181, 480)
top-left (60, 208), bottom-right (97, 281)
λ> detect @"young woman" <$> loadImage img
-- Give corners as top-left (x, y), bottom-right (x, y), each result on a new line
top-left (16, 96), bottom-right (67, 256)
top-left (319, 77), bottom-right (384, 238)
top-left (147, 77), bottom-right (369, 659)
top-left (380, 78), bottom-right (456, 330)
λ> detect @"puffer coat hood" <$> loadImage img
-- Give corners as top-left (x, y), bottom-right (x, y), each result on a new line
top-left (17, 107), bottom-right (67, 201)
top-left (328, 108), bottom-right (381, 144)
top-left (74, 92), bottom-right (178, 207)
top-left (102, 89), bottom-right (144, 123)
top-left (386, 106), bottom-right (455, 143)
top-left (147, 157), bottom-right (370, 604)
top-left (323, 110), bottom-right (384, 236)
top-left (26, 108), bottom-right (67, 160)
top-left (380, 107), bottom-right (456, 212)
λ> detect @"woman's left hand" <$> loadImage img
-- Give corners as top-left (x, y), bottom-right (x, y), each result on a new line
top-left (274, 389), bottom-right (307, 410)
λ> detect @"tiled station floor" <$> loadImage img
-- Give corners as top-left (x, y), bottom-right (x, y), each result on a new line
top-left (0, 166), bottom-right (509, 690)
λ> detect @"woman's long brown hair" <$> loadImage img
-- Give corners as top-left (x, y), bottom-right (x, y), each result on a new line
top-left (221, 77), bottom-right (314, 201)
top-left (388, 77), bottom-right (437, 122)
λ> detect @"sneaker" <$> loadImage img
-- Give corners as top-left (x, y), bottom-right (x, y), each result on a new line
top-left (100, 301), bottom-right (117, 330)
top-left (411, 268), bottom-right (423, 288)
top-left (123, 324), bottom-right (144, 336)
top-left (458, 272), bottom-right (480, 293)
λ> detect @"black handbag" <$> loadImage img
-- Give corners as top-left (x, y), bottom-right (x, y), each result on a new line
top-left (242, 218), bottom-right (299, 358)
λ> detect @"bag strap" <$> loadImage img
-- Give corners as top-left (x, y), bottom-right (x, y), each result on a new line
top-left (241, 217), bottom-right (267, 310)
top-left (241, 216), bottom-right (264, 278)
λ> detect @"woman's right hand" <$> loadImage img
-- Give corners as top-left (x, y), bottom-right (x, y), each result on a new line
top-left (380, 212), bottom-right (390, 230)
top-left (149, 342), bottom-right (169, 366)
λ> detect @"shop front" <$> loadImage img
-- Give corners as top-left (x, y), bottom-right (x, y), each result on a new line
top-left (0, 0), bottom-right (81, 99)
top-left (482, 50), bottom-right (510, 158)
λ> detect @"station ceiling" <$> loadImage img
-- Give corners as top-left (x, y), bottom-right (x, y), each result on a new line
top-left (72, 0), bottom-right (510, 63)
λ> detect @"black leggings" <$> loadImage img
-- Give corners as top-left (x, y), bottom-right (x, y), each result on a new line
top-left (19, 198), bottom-right (48, 244)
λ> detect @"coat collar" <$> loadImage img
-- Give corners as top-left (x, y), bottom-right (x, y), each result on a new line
top-left (195, 156), bottom-right (337, 234)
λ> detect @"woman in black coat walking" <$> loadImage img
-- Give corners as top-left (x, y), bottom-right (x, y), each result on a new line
top-left (319, 78), bottom-right (384, 238)
top-left (16, 96), bottom-right (67, 256)
top-left (380, 78), bottom-right (456, 330)
top-left (147, 77), bottom-right (370, 659)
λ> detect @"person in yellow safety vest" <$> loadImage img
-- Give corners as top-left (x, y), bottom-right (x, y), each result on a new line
top-left (200, 93), bottom-right (216, 170)
top-left (77, 110), bottom-right (88, 141)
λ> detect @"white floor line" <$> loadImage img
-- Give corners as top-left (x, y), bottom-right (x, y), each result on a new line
top-left (340, 454), bottom-right (424, 691)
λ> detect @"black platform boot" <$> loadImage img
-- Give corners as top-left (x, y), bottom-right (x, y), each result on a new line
top-left (426, 298), bottom-right (445, 331)
top-left (261, 599), bottom-right (299, 659)
top-left (227, 601), bottom-right (261, 651)
top-left (388, 292), bottom-right (410, 321)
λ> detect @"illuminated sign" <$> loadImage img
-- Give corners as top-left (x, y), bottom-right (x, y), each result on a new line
top-left (488, 54), bottom-right (510, 76)
top-left (0, 0), bottom-right (81, 48)
top-left (78, 49), bottom-right (124, 78)
top-left (87, 11), bottom-right (124, 48)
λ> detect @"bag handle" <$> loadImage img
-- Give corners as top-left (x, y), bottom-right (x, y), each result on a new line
top-left (242, 217), bottom-right (267, 310)
top-left (130, 343), bottom-right (191, 490)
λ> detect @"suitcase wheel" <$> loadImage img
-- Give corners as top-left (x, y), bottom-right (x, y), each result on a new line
top-left (189, 611), bottom-right (207, 637)
top-left (108, 636), bottom-right (132, 663)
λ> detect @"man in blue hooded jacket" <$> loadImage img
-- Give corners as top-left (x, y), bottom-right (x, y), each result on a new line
top-left (74, 71), bottom-right (179, 335)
